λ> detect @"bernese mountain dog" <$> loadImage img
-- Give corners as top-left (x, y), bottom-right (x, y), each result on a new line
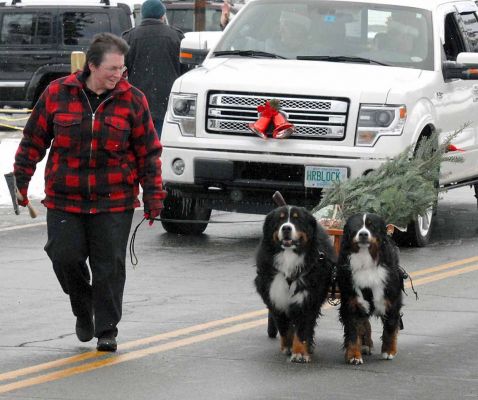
top-left (255, 205), bottom-right (335, 363)
top-left (337, 213), bottom-right (403, 365)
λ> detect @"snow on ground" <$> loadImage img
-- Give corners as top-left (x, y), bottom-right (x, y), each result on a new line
top-left (0, 137), bottom-right (47, 206)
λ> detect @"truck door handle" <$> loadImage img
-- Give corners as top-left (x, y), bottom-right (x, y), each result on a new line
top-left (33, 55), bottom-right (52, 60)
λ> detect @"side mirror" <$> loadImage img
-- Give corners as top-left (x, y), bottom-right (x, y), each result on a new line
top-left (443, 52), bottom-right (478, 80)
top-left (456, 52), bottom-right (478, 64)
top-left (180, 31), bottom-right (222, 66)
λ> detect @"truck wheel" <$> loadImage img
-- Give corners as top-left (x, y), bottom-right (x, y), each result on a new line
top-left (393, 132), bottom-right (437, 247)
top-left (394, 205), bottom-right (434, 247)
top-left (160, 194), bottom-right (211, 235)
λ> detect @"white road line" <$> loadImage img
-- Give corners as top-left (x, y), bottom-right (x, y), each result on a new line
top-left (0, 222), bottom-right (46, 232)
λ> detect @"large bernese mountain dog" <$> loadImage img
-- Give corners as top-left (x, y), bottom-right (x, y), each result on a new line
top-left (337, 213), bottom-right (403, 365)
top-left (255, 205), bottom-right (336, 363)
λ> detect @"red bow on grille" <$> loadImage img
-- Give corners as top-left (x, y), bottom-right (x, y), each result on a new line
top-left (257, 101), bottom-right (279, 118)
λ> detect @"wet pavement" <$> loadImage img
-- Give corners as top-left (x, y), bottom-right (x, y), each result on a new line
top-left (1, 125), bottom-right (478, 399)
top-left (0, 197), bottom-right (477, 399)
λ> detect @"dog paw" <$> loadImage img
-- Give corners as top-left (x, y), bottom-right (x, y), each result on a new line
top-left (347, 356), bottom-right (363, 365)
top-left (290, 353), bottom-right (311, 363)
top-left (361, 345), bottom-right (372, 355)
top-left (281, 347), bottom-right (292, 356)
top-left (381, 352), bottom-right (396, 360)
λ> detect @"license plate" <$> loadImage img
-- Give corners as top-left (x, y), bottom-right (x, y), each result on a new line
top-left (304, 166), bottom-right (347, 188)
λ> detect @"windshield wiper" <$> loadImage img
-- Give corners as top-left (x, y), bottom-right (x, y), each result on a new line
top-left (213, 50), bottom-right (286, 59)
top-left (296, 55), bottom-right (389, 66)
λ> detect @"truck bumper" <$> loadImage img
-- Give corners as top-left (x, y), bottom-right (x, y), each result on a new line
top-left (162, 147), bottom-right (387, 213)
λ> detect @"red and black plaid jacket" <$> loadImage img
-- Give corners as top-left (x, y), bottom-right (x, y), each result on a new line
top-left (14, 72), bottom-right (166, 214)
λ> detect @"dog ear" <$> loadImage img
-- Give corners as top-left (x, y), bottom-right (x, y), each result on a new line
top-left (339, 222), bottom-right (352, 254)
top-left (305, 209), bottom-right (318, 235)
top-left (378, 216), bottom-right (388, 237)
top-left (380, 235), bottom-right (398, 266)
top-left (263, 210), bottom-right (275, 236)
top-left (262, 208), bottom-right (280, 247)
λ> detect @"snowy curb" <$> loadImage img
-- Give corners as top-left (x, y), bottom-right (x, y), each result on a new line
top-left (0, 137), bottom-right (46, 206)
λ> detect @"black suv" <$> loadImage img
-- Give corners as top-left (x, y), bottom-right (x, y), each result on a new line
top-left (0, 0), bottom-right (134, 108)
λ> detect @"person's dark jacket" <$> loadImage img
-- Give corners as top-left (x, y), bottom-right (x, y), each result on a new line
top-left (14, 72), bottom-right (166, 214)
top-left (123, 19), bottom-right (184, 123)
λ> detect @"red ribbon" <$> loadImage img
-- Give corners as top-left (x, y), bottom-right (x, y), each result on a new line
top-left (447, 144), bottom-right (465, 152)
top-left (257, 101), bottom-right (279, 118)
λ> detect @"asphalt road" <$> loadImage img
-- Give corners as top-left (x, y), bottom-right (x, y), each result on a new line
top-left (0, 186), bottom-right (477, 400)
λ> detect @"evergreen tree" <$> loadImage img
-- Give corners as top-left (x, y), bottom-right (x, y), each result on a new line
top-left (315, 128), bottom-right (464, 228)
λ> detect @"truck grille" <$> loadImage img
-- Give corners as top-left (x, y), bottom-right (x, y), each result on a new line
top-left (206, 92), bottom-right (349, 139)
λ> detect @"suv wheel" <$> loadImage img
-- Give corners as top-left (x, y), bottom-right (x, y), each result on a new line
top-left (393, 132), bottom-right (437, 247)
top-left (160, 193), bottom-right (211, 235)
top-left (394, 205), bottom-right (434, 247)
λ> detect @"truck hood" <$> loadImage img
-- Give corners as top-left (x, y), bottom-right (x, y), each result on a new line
top-left (179, 58), bottom-right (422, 101)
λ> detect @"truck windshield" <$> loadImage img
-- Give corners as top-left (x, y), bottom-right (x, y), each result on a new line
top-left (214, 0), bottom-right (433, 70)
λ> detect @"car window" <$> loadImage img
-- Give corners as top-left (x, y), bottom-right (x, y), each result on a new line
top-left (460, 11), bottom-right (478, 52)
top-left (444, 13), bottom-right (466, 60)
top-left (168, 8), bottom-right (224, 32)
top-left (216, 1), bottom-right (433, 70)
top-left (0, 12), bottom-right (53, 45)
top-left (205, 9), bottom-right (223, 31)
top-left (168, 9), bottom-right (193, 32)
top-left (62, 12), bottom-right (111, 46)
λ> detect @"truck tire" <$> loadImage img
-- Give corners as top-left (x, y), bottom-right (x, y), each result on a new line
top-left (394, 205), bottom-right (434, 247)
top-left (393, 131), bottom-right (437, 247)
top-left (160, 193), bottom-right (211, 235)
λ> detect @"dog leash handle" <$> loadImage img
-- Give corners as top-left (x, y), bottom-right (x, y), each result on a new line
top-left (129, 217), bottom-right (146, 268)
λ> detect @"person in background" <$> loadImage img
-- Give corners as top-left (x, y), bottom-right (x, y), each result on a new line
top-left (13, 33), bottom-right (165, 352)
top-left (123, 0), bottom-right (185, 138)
top-left (265, 11), bottom-right (312, 57)
top-left (220, 0), bottom-right (232, 30)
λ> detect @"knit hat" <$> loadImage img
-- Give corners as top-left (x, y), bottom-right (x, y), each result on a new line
top-left (141, 0), bottom-right (166, 19)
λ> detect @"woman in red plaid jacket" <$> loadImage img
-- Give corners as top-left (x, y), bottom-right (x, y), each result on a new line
top-left (13, 33), bottom-right (166, 352)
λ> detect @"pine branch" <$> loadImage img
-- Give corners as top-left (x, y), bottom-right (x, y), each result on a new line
top-left (315, 127), bottom-right (465, 227)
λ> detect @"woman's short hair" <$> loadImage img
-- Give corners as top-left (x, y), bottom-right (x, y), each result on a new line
top-left (84, 33), bottom-right (129, 72)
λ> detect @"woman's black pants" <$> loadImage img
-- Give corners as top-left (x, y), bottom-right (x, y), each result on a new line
top-left (45, 209), bottom-right (134, 338)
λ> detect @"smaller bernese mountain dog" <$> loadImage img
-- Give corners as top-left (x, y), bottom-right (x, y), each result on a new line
top-left (255, 205), bottom-right (335, 363)
top-left (337, 213), bottom-right (403, 365)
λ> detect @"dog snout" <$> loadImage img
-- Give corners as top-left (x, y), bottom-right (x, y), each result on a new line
top-left (359, 230), bottom-right (369, 241)
top-left (281, 224), bottom-right (292, 236)
top-left (355, 228), bottom-right (371, 245)
top-left (279, 223), bottom-right (294, 240)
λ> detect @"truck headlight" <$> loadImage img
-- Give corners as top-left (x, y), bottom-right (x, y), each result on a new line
top-left (356, 105), bottom-right (407, 146)
top-left (167, 93), bottom-right (197, 136)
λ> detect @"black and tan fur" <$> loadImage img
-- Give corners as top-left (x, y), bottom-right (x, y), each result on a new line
top-left (337, 213), bottom-right (403, 365)
top-left (255, 205), bottom-right (335, 363)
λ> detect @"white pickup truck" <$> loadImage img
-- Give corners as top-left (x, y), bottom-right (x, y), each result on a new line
top-left (160, 0), bottom-right (478, 246)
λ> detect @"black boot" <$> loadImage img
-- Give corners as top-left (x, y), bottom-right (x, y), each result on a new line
top-left (75, 314), bottom-right (94, 342)
top-left (97, 333), bottom-right (117, 352)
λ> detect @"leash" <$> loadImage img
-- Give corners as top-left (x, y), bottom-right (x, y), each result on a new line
top-left (129, 217), bottom-right (146, 267)
top-left (399, 265), bottom-right (419, 300)
top-left (150, 217), bottom-right (264, 224)
top-left (128, 215), bottom-right (265, 267)
top-left (327, 264), bottom-right (341, 306)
